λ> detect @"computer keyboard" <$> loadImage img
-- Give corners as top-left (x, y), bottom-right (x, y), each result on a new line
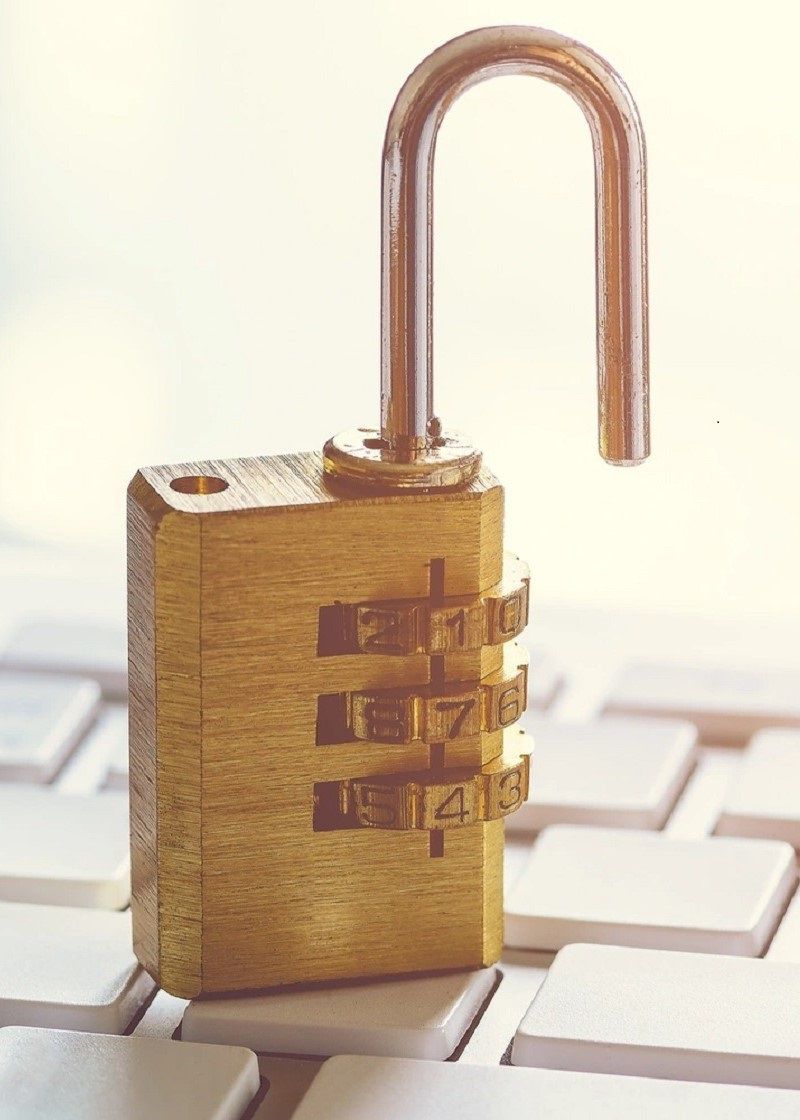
top-left (2, 586), bottom-right (800, 1118)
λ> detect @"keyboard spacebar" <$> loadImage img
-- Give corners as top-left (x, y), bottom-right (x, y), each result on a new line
top-left (291, 1057), bottom-right (800, 1119)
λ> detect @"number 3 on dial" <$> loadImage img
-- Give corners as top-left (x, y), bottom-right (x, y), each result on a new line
top-left (498, 766), bottom-right (523, 811)
top-left (485, 763), bottom-right (528, 818)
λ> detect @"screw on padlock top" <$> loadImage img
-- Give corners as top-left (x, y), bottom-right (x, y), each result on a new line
top-left (323, 25), bottom-right (650, 491)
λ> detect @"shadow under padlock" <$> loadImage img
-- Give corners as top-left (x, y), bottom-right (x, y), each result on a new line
top-left (127, 24), bottom-right (650, 997)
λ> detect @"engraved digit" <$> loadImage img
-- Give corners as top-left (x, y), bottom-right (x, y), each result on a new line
top-left (498, 592), bottom-right (521, 635)
top-left (445, 608), bottom-right (466, 648)
top-left (498, 767), bottom-right (523, 811)
top-left (360, 609), bottom-right (403, 653)
top-left (433, 786), bottom-right (469, 823)
top-left (364, 698), bottom-right (408, 741)
top-left (497, 683), bottom-right (522, 727)
top-left (357, 784), bottom-right (397, 827)
top-left (434, 698), bottom-right (476, 739)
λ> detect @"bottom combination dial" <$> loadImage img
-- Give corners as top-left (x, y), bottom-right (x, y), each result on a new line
top-left (315, 736), bottom-right (531, 832)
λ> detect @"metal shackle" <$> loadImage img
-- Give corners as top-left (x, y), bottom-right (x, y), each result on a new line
top-left (324, 25), bottom-right (650, 489)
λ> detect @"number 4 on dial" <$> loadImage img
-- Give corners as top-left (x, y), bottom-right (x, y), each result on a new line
top-left (423, 782), bottom-right (478, 829)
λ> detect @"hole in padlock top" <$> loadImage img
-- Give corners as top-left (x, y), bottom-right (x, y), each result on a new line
top-left (169, 474), bottom-right (229, 495)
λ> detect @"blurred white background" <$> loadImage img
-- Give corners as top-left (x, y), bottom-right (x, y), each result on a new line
top-left (0, 1), bottom-right (797, 621)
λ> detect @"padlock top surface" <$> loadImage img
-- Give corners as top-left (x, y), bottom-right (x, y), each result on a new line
top-left (132, 451), bottom-right (500, 518)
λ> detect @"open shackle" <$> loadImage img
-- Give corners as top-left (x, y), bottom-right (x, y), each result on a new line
top-left (324, 25), bottom-right (650, 490)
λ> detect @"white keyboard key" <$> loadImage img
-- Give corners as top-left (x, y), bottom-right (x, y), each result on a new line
top-left (716, 730), bottom-right (800, 845)
top-left (0, 1027), bottom-right (260, 1120)
top-left (0, 785), bottom-right (129, 908)
top-left (504, 825), bottom-right (796, 955)
top-left (293, 1055), bottom-right (800, 1120)
top-left (100, 706), bottom-right (129, 790)
top-left (460, 960), bottom-right (550, 1065)
top-left (183, 968), bottom-right (496, 1059)
top-left (604, 662), bottom-right (800, 745)
top-left (504, 835), bottom-right (534, 894)
top-left (0, 672), bottom-right (100, 783)
top-left (513, 943), bottom-right (800, 1089)
top-left (0, 619), bottom-right (127, 699)
top-left (56, 704), bottom-right (128, 795)
top-left (0, 902), bottom-right (153, 1032)
top-left (663, 748), bottom-right (740, 838)
top-left (528, 648), bottom-right (563, 711)
top-left (133, 989), bottom-right (189, 1039)
top-left (768, 893), bottom-right (800, 962)
top-left (508, 717), bottom-right (696, 832)
top-left (255, 1056), bottom-right (323, 1120)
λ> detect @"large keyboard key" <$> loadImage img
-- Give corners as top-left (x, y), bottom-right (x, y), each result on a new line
top-left (182, 968), bottom-right (495, 1059)
top-left (507, 717), bottom-right (696, 832)
top-left (293, 1055), bottom-right (800, 1119)
top-left (0, 1027), bottom-right (260, 1120)
top-left (715, 730), bottom-right (800, 845)
top-left (767, 893), bottom-right (800, 962)
top-left (0, 902), bottom-right (153, 1032)
top-left (0, 619), bottom-right (127, 699)
top-left (0, 786), bottom-right (129, 908)
top-left (604, 663), bottom-right (800, 745)
top-left (504, 826), bottom-right (796, 955)
top-left (0, 672), bottom-right (100, 783)
top-left (512, 943), bottom-right (800, 1089)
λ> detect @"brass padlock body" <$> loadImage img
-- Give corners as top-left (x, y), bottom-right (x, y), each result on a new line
top-left (128, 450), bottom-right (525, 996)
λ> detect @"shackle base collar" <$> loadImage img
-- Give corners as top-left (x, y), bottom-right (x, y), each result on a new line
top-left (323, 428), bottom-right (481, 491)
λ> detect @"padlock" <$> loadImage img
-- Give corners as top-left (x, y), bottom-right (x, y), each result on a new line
top-left (127, 25), bottom-right (649, 997)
